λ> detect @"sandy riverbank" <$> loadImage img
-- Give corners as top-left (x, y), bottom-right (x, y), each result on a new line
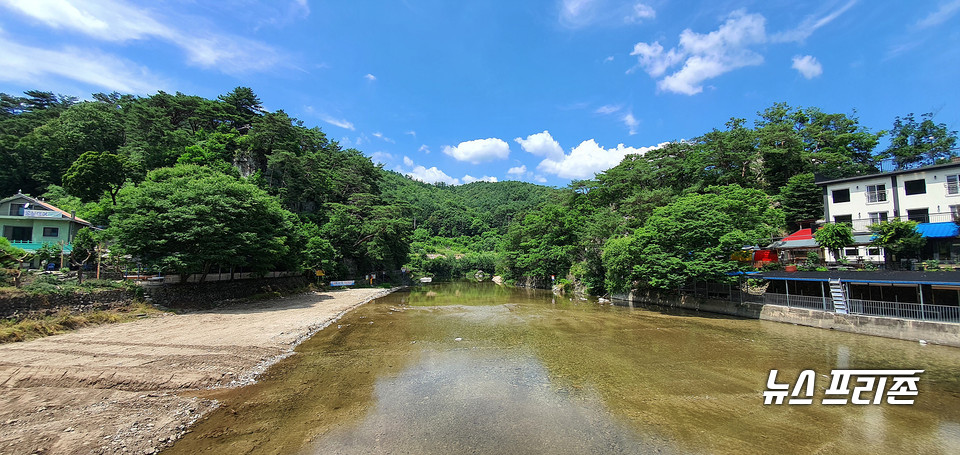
top-left (0, 287), bottom-right (396, 455)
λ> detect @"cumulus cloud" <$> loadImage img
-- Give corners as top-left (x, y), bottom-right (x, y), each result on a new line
top-left (318, 114), bottom-right (355, 130)
top-left (507, 165), bottom-right (527, 176)
top-left (442, 138), bottom-right (510, 164)
top-left (791, 55), bottom-right (823, 79)
top-left (407, 165), bottom-right (460, 185)
top-left (364, 73), bottom-right (377, 81)
top-left (462, 175), bottom-right (498, 184)
top-left (403, 156), bottom-right (415, 167)
top-left (0, 35), bottom-right (166, 93)
top-left (536, 139), bottom-right (663, 179)
top-left (631, 10), bottom-right (767, 95)
top-left (418, 144), bottom-right (431, 154)
top-left (0, 0), bottom-right (285, 74)
top-left (514, 131), bottom-right (565, 161)
top-left (625, 2), bottom-right (655, 23)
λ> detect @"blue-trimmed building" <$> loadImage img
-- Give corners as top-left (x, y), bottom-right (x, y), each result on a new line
top-left (817, 161), bottom-right (960, 263)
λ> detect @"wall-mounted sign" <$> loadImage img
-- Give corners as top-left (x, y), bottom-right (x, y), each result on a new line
top-left (24, 209), bottom-right (62, 218)
top-left (330, 280), bottom-right (355, 286)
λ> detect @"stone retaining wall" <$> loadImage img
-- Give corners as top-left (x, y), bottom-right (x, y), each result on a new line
top-left (142, 275), bottom-right (311, 309)
top-left (0, 289), bottom-right (137, 320)
top-left (613, 290), bottom-right (960, 347)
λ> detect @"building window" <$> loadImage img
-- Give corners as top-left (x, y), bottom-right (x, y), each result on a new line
top-left (866, 184), bottom-right (887, 203)
top-left (949, 175), bottom-right (960, 195)
top-left (42, 227), bottom-right (59, 237)
top-left (834, 215), bottom-right (853, 225)
top-left (844, 248), bottom-right (859, 256)
top-left (8, 203), bottom-right (25, 216)
top-left (867, 248), bottom-right (881, 256)
top-left (951, 205), bottom-right (960, 221)
top-left (868, 211), bottom-right (888, 224)
top-left (904, 178), bottom-right (926, 195)
top-left (907, 208), bottom-right (929, 223)
top-left (832, 188), bottom-right (850, 203)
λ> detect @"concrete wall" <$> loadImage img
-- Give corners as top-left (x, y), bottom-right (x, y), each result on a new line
top-left (613, 290), bottom-right (960, 347)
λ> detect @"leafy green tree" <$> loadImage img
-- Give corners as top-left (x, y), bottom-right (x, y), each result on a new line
top-left (780, 173), bottom-right (822, 228)
top-left (62, 150), bottom-right (131, 204)
top-left (882, 112), bottom-right (958, 169)
top-left (109, 165), bottom-right (296, 281)
top-left (813, 222), bottom-right (854, 262)
top-left (869, 219), bottom-right (926, 268)
top-left (69, 227), bottom-right (99, 284)
top-left (0, 238), bottom-right (31, 288)
top-left (604, 185), bottom-right (783, 291)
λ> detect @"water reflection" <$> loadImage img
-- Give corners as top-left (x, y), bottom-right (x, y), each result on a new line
top-left (167, 282), bottom-right (960, 454)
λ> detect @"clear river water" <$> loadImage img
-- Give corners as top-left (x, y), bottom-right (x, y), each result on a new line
top-left (166, 282), bottom-right (960, 454)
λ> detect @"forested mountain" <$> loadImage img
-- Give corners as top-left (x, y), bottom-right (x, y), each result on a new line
top-left (1, 88), bottom-right (955, 292)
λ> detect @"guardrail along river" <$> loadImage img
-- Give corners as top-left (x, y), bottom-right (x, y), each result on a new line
top-left (167, 282), bottom-right (960, 454)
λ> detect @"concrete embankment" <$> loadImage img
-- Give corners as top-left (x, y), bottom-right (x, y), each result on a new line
top-left (613, 291), bottom-right (960, 347)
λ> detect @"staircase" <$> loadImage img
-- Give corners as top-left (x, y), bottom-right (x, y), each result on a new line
top-left (829, 279), bottom-right (848, 314)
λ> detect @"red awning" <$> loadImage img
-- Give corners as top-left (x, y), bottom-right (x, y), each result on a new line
top-left (782, 228), bottom-right (813, 241)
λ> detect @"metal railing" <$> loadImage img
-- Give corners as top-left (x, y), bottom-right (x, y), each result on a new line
top-left (847, 298), bottom-right (960, 323)
top-left (746, 293), bottom-right (832, 311)
top-left (827, 211), bottom-right (958, 232)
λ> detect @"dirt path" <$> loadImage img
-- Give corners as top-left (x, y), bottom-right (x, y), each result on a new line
top-left (0, 287), bottom-right (396, 455)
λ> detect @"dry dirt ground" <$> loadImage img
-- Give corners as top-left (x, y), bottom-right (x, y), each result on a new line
top-left (0, 287), bottom-right (396, 455)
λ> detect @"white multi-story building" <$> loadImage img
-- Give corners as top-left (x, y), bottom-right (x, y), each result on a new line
top-left (818, 161), bottom-right (960, 263)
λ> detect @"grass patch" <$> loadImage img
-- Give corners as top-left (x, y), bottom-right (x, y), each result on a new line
top-left (0, 302), bottom-right (165, 344)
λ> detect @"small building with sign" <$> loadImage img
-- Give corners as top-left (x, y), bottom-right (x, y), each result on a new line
top-left (0, 192), bottom-right (93, 253)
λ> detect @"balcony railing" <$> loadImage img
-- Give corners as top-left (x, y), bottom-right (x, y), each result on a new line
top-left (828, 212), bottom-right (957, 232)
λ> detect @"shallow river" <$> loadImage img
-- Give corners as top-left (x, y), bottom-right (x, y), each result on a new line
top-left (167, 282), bottom-right (960, 454)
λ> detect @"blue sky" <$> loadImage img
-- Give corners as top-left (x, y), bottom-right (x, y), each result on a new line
top-left (1, 0), bottom-right (958, 187)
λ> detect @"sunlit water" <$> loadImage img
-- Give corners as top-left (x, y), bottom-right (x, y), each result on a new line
top-left (167, 282), bottom-right (960, 454)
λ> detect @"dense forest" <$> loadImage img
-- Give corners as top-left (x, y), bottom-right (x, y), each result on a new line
top-left (1, 88), bottom-right (956, 294)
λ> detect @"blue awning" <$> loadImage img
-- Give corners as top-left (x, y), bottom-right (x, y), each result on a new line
top-left (915, 222), bottom-right (960, 238)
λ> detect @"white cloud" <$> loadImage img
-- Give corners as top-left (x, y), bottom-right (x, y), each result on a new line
top-left (0, 0), bottom-right (285, 74)
top-left (364, 73), bottom-right (377, 81)
top-left (418, 144), bottom-right (431, 154)
top-left (405, 130), bottom-right (416, 137)
top-left (791, 55), bottom-right (823, 79)
top-left (537, 139), bottom-right (663, 179)
top-left (604, 56), bottom-right (615, 63)
top-left (625, 3), bottom-right (655, 23)
top-left (515, 131), bottom-right (565, 161)
top-left (407, 165), bottom-right (460, 185)
top-left (372, 132), bottom-right (395, 143)
top-left (462, 175), bottom-right (498, 184)
top-left (370, 151), bottom-right (393, 165)
top-left (403, 156), bottom-right (415, 167)
top-left (0, 35), bottom-right (165, 93)
top-left (622, 112), bottom-right (639, 135)
top-left (631, 10), bottom-right (767, 95)
top-left (771, 1), bottom-right (858, 43)
top-left (318, 114), bottom-right (355, 130)
top-left (507, 165), bottom-right (527, 176)
top-left (594, 104), bottom-right (622, 114)
top-left (442, 138), bottom-right (510, 164)
top-left (916, 0), bottom-right (960, 28)
top-left (534, 175), bottom-right (548, 183)
top-left (559, 0), bottom-right (597, 27)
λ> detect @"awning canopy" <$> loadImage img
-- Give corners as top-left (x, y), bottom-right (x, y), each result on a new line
top-left (915, 222), bottom-right (959, 238)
